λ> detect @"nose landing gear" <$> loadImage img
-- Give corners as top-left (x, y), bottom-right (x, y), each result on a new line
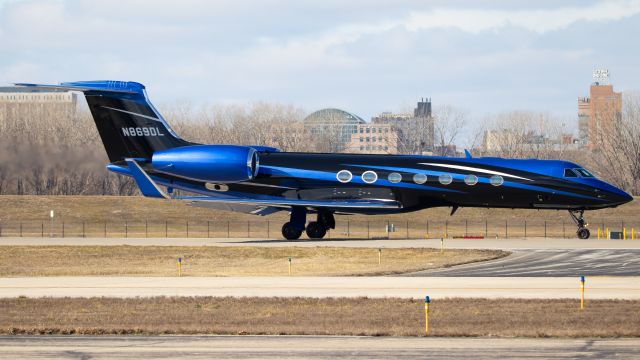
top-left (569, 210), bottom-right (590, 239)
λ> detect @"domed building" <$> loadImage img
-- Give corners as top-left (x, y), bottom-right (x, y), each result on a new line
top-left (303, 108), bottom-right (365, 152)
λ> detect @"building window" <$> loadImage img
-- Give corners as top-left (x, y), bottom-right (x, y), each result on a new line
top-left (359, 137), bottom-right (363, 142)
top-left (366, 128), bottom-right (370, 133)
top-left (372, 137), bottom-right (376, 142)
top-left (388, 172), bottom-right (402, 183)
top-left (366, 137), bottom-right (370, 142)
top-left (439, 174), bottom-right (453, 185)
top-left (362, 171), bottom-right (378, 184)
top-left (413, 173), bottom-right (427, 184)
top-left (337, 170), bottom-right (353, 183)
top-left (372, 128), bottom-right (376, 133)
top-left (360, 128), bottom-right (364, 133)
top-left (360, 146), bottom-right (364, 150)
top-left (464, 174), bottom-right (478, 186)
top-left (489, 175), bottom-right (504, 186)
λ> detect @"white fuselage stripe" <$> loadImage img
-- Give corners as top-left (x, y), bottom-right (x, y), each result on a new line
top-left (101, 106), bottom-right (161, 122)
top-left (419, 163), bottom-right (532, 181)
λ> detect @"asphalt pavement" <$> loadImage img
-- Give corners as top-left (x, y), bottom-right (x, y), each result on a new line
top-left (407, 249), bottom-right (640, 277)
top-left (1, 336), bottom-right (638, 359)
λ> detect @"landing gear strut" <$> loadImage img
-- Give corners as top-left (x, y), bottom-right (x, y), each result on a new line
top-left (569, 210), bottom-right (590, 239)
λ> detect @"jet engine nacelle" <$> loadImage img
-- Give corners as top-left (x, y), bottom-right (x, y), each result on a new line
top-left (151, 144), bottom-right (259, 183)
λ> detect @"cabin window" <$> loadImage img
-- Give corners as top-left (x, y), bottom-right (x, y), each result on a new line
top-left (464, 174), bottom-right (478, 186)
top-left (564, 169), bottom-right (578, 177)
top-left (388, 172), bottom-right (402, 183)
top-left (362, 171), bottom-right (378, 184)
top-left (438, 174), bottom-right (453, 185)
top-left (489, 175), bottom-right (504, 186)
top-left (574, 168), bottom-right (594, 178)
top-left (413, 173), bottom-right (427, 184)
top-left (336, 170), bottom-right (353, 183)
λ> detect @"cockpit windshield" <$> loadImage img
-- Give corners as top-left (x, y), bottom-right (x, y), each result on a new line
top-left (574, 168), bottom-right (595, 178)
top-left (564, 168), bottom-right (595, 178)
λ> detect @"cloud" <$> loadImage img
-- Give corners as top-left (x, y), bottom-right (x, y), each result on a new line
top-left (0, 0), bottom-right (639, 122)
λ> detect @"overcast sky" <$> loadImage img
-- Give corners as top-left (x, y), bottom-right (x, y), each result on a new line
top-left (1, 0), bottom-right (639, 123)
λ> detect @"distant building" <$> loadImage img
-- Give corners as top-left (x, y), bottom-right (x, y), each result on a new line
top-left (577, 71), bottom-right (622, 149)
top-left (372, 98), bottom-right (434, 154)
top-left (0, 87), bottom-right (77, 124)
top-left (346, 123), bottom-right (400, 154)
top-left (303, 108), bottom-right (365, 151)
top-left (482, 128), bottom-right (578, 153)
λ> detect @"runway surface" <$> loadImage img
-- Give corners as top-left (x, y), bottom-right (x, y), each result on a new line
top-left (1, 336), bottom-right (639, 359)
top-left (1, 276), bottom-right (638, 299)
top-left (408, 249), bottom-right (640, 277)
top-left (2, 236), bottom-right (640, 249)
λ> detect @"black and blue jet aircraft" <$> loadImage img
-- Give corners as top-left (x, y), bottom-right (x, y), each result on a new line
top-left (16, 81), bottom-right (633, 240)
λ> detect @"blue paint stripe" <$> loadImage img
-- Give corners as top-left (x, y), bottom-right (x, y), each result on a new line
top-left (344, 164), bottom-right (603, 201)
top-left (261, 165), bottom-right (463, 193)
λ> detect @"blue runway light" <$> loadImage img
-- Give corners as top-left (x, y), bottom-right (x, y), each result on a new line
top-left (425, 296), bottom-right (430, 303)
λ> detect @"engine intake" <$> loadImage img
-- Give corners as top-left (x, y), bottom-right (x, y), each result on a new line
top-left (152, 145), bottom-right (259, 183)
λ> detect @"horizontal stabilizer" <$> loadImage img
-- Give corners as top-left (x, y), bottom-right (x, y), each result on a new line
top-left (14, 81), bottom-right (144, 94)
top-left (125, 159), bottom-right (169, 199)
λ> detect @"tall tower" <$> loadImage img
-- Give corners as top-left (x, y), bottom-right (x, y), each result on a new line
top-left (577, 70), bottom-right (622, 150)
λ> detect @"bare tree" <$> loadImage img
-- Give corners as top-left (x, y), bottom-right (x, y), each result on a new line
top-left (433, 105), bottom-right (467, 156)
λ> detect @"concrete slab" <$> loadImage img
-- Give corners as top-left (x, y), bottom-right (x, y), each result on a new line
top-left (0, 276), bottom-right (638, 299)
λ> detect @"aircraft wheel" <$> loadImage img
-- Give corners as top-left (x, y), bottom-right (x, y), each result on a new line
top-left (577, 228), bottom-right (590, 239)
top-left (305, 221), bottom-right (327, 239)
top-left (282, 222), bottom-right (302, 240)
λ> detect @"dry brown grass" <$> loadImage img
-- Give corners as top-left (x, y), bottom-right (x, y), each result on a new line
top-left (1, 195), bottom-right (637, 239)
top-left (0, 246), bottom-right (506, 276)
top-left (1, 297), bottom-right (638, 337)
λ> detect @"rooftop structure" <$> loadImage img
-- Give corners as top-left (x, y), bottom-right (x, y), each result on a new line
top-left (303, 108), bottom-right (365, 152)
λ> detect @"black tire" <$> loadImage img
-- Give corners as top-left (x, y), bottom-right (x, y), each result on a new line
top-left (305, 221), bottom-right (327, 239)
top-left (282, 222), bottom-right (302, 240)
top-left (577, 228), bottom-right (590, 239)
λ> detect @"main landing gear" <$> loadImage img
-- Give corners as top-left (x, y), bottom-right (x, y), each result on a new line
top-left (569, 210), bottom-right (590, 239)
top-left (280, 207), bottom-right (335, 240)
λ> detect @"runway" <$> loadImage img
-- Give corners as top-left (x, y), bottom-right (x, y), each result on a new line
top-left (1, 276), bottom-right (638, 299)
top-left (1, 336), bottom-right (639, 359)
top-left (407, 249), bottom-right (640, 277)
top-left (2, 236), bottom-right (640, 250)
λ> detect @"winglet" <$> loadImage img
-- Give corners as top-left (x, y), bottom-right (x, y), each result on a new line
top-left (464, 149), bottom-right (472, 158)
top-left (125, 159), bottom-right (169, 199)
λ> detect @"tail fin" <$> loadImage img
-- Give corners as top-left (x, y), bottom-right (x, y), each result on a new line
top-left (15, 80), bottom-right (192, 163)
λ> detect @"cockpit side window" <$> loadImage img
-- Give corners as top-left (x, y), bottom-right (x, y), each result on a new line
top-left (574, 168), bottom-right (595, 178)
top-left (564, 168), bottom-right (578, 177)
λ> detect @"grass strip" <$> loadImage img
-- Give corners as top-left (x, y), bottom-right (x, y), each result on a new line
top-left (1, 297), bottom-right (638, 337)
top-left (0, 246), bottom-right (507, 276)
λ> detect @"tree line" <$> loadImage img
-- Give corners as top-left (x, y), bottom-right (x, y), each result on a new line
top-left (0, 94), bottom-right (638, 195)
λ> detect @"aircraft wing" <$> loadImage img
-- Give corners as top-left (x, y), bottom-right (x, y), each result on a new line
top-left (122, 159), bottom-right (402, 213)
top-left (181, 196), bottom-right (401, 210)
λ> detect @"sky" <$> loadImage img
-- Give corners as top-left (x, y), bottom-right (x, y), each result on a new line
top-left (1, 0), bottom-right (639, 124)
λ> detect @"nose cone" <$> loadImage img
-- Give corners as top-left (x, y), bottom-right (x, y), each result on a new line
top-left (596, 180), bottom-right (633, 206)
